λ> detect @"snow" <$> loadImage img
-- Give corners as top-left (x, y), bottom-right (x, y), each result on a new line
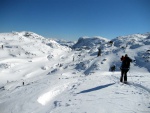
top-left (37, 83), bottom-right (70, 106)
top-left (0, 31), bottom-right (150, 113)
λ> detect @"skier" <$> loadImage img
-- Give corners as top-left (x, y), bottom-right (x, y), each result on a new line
top-left (109, 64), bottom-right (116, 72)
top-left (97, 48), bottom-right (101, 57)
top-left (111, 65), bottom-right (116, 72)
top-left (108, 41), bottom-right (113, 46)
top-left (120, 54), bottom-right (132, 83)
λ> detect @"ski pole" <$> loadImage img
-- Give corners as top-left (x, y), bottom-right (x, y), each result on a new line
top-left (129, 70), bottom-right (134, 84)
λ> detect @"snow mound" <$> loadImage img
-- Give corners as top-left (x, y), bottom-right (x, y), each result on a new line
top-left (37, 84), bottom-right (69, 105)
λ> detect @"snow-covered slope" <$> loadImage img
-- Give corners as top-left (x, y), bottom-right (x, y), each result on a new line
top-left (0, 31), bottom-right (70, 86)
top-left (0, 32), bottom-right (150, 113)
top-left (112, 33), bottom-right (150, 71)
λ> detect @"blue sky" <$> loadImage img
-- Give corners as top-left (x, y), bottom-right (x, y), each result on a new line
top-left (0, 0), bottom-right (150, 40)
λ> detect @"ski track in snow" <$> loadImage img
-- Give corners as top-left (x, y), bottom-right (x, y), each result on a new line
top-left (50, 72), bottom-right (150, 113)
top-left (110, 73), bottom-right (150, 94)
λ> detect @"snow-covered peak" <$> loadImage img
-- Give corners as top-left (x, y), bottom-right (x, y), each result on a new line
top-left (11, 31), bottom-right (45, 41)
top-left (73, 36), bottom-right (110, 49)
top-left (53, 39), bottom-right (76, 48)
top-left (20, 31), bottom-right (43, 36)
top-left (0, 31), bottom-right (71, 59)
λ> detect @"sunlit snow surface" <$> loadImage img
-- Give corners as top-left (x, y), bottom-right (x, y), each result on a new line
top-left (0, 32), bottom-right (150, 113)
top-left (37, 84), bottom-right (69, 105)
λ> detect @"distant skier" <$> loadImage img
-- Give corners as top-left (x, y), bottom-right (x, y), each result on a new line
top-left (109, 65), bottom-right (115, 72)
top-left (108, 41), bottom-right (113, 46)
top-left (97, 48), bottom-right (101, 57)
top-left (2, 45), bottom-right (3, 49)
top-left (120, 54), bottom-right (132, 83)
top-left (110, 65), bottom-right (116, 72)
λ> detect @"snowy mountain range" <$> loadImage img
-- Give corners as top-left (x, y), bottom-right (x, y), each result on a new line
top-left (0, 31), bottom-right (150, 113)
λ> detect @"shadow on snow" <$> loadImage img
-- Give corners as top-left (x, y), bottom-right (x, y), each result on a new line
top-left (77, 83), bottom-right (115, 94)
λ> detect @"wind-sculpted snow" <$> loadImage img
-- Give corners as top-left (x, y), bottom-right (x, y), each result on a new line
top-left (37, 84), bottom-right (70, 105)
top-left (0, 31), bottom-right (150, 113)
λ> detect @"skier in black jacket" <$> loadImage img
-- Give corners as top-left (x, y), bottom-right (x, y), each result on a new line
top-left (120, 54), bottom-right (132, 83)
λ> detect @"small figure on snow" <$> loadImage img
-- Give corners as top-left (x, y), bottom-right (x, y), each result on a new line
top-left (120, 54), bottom-right (132, 83)
top-left (110, 65), bottom-right (116, 72)
top-left (97, 48), bottom-right (101, 57)
top-left (108, 41), bottom-right (113, 46)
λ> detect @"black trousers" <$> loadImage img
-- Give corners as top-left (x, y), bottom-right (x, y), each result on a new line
top-left (120, 69), bottom-right (129, 82)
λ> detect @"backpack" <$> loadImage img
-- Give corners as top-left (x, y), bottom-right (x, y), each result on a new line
top-left (122, 57), bottom-right (132, 69)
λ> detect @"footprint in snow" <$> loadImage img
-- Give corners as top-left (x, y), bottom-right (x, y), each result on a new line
top-left (53, 101), bottom-right (62, 107)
